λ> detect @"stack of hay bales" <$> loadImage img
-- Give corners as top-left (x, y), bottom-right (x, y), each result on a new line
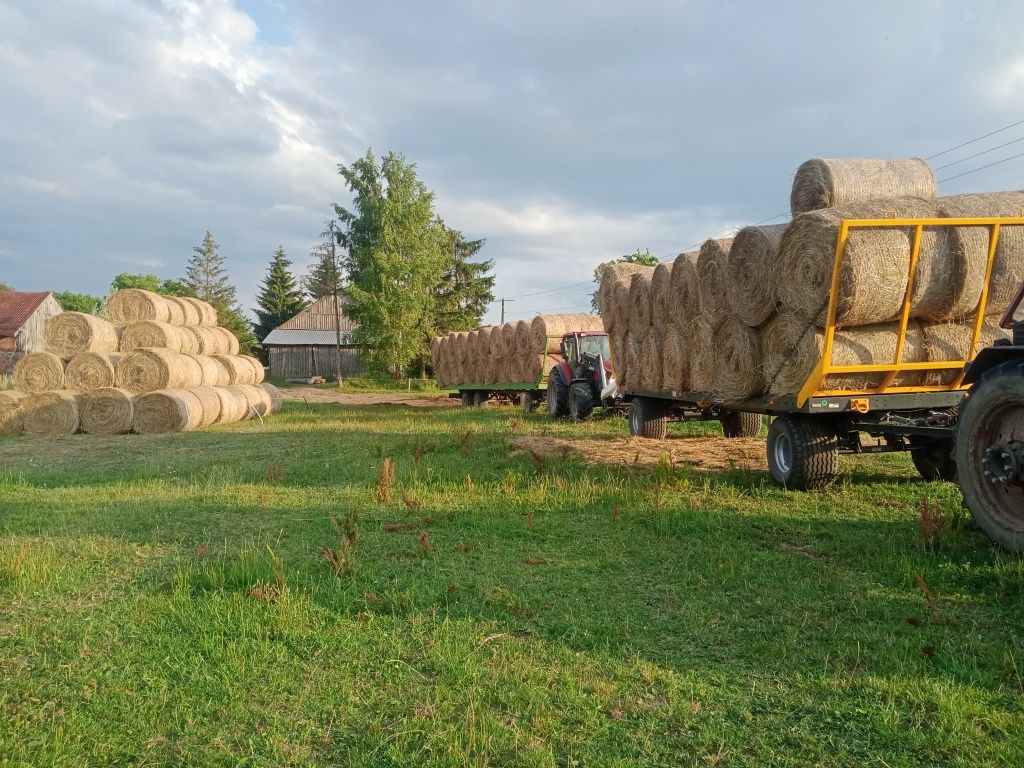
top-left (431, 313), bottom-right (604, 387)
top-left (599, 157), bottom-right (1020, 401)
top-left (4, 288), bottom-right (283, 437)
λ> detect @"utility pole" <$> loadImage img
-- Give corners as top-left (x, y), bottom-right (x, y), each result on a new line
top-left (500, 297), bottom-right (514, 323)
top-left (324, 220), bottom-right (344, 386)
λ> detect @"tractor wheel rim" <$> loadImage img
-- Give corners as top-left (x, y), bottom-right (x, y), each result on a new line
top-left (974, 403), bottom-right (1024, 529)
top-left (774, 432), bottom-right (793, 476)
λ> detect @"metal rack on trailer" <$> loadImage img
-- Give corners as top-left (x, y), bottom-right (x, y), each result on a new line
top-left (624, 215), bottom-right (1024, 491)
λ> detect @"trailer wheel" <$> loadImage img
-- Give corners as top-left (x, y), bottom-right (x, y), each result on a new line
top-left (473, 390), bottom-right (488, 407)
top-left (629, 397), bottom-right (667, 439)
top-left (569, 382), bottom-right (595, 422)
top-left (460, 390), bottom-right (474, 407)
top-left (522, 392), bottom-right (539, 414)
top-left (721, 411), bottom-right (762, 438)
top-left (954, 360), bottom-right (1024, 552)
top-left (910, 437), bottom-right (957, 482)
top-left (547, 369), bottom-right (569, 418)
top-left (766, 415), bottom-right (839, 490)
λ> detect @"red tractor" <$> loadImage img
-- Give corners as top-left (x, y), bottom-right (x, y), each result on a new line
top-left (545, 331), bottom-right (617, 420)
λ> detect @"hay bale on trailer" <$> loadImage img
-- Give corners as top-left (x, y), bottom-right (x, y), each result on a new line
top-left (0, 390), bottom-right (27, 434)
top-left (669, 250), bottom-right (700, 331)
top-left (660, 325), bottom-right (688, 393)
top-left (761, 312), bottom-right (928, 395)
top-left (712, 316), bottom-right (764, 401)
top-left (921, 320), bottom-right (1012, 386)
top-left (44, 312), bottom-right (119, 357)
top-left (13, 352), bottom-right (67, 392)
top-left (726, 224), bottom-right (788, 327)
top-left (22, 391), bottom-right (79, 436)
top-left (790, 157), bottom-right (937, 215)
top-left (774, 197), bottom-right (963, 327)
top-left (529, 314), bottom-right (605, 354)
top-left (640, 328), bottom-right (663, 391)
top-left (696, 238), bottom-right (734, 323)
top-left (78, 387), bottom-right (135, 435)
top-left (65, 352), bottom-right (121, 391)
top-left (598, 262), bottom-right (652, 331)
top-left (650, 262), bottom-right (674, 329)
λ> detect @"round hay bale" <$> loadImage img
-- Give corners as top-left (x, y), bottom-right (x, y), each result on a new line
top-left (761, 312), bottom-right (927, 395)
top-left (226, 384), bottom-right (272, 418)
top-left (689, 319), bottom-right (717, 393)
top-left (0, 390), bottom-right (27, 435)
top-left (499, 322), bottom-right (517, 357)
top-left (184, 326), bottom-right (226, 355)
top-left (133, 389), bottom-right (193, 433)
top-left (669, 250), bottom-right (700, 331)
top-left (610, 280), bottom-right (632, 336)
top-left (65, 352), bottom-right (121, 391)
top-left (696, 238), bottom-right (734, 322)
top-left (712, 316), bottom-right (765, 401)
top-left (618, 330), bottom-right (642, 390)
top-left (187, 386), bottom-right (223, 428)
top-left (628, 273), bottom-right (653, 332)
top-left (921, 319), bottom-right (1012, 386)
top-left (598, 262), bottom-right (651, 328)
top-left (78, 387), bottom-right (134, 435)
top-left (44, 312), bottom-right (119, 357)
top-left (241, 355), bottom-right (265, 384)
top-left (164, 297), bottom-right (185, 326)
top-left (261, 382), bottom-right (284, 414)
top-left (116, 348), bottom-right (204, 393)
top-left (175, 326), bottom-right (200, 355)
top-left (513, 320), bottom-right (531, 357)
top-left (608, 330), bottom-right (626, 382)
top-left (530, 314), bottom-right (605, 355)
top-left (775, 197), bottom-right (956, 328)
top-left (650, 262), bottom-right (674, 329)
top-left (105, 289), bottom-right (170, 325)
top-left (660, 325), bottom-right (688, 393)
top-left (13, 352), bottom-right (67, 393)
top-left (184, 354), bottom-right (229, 387)
top-left (22, 391), bottom-right (79, 436)
top-left (725, 223), bottom-right (788, 327)
top-left (937, 191), bottom-right (1024, 317)
top-left (213, 327), bottom-right (241, 355)
top-left (790, 157), bottom-right (937, 215)
top-left (214, 386), bottom-right (249, 423)
top-left (119, 320), bottom-right (187, 353)
top-left (640, 327), bottom-right (663, 391)
top-left (210, 355), bottom-right (255, 385)
top-left (181, 297), bottom-right (218, 326)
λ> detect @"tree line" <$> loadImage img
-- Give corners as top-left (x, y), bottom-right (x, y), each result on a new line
top-left (4, 149), bottom-right (495, 374)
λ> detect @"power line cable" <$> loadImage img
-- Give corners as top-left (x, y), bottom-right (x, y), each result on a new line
top-left (933, 135), bottom-right (1024, 171)
top-left (925, 118), bottom-right (1024, 160)
top-left (936, 150), bottom-right (1024, 184)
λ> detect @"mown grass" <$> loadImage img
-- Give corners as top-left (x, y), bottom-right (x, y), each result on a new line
top-left (0, 401), bottom-right (1021, 767)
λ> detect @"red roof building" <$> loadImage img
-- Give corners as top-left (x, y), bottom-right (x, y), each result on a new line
top-left (0, 291), bottom-right (63, 374)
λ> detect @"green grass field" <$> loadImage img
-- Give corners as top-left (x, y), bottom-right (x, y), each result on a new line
top-left (1, 399), bottom-right (1022, 767)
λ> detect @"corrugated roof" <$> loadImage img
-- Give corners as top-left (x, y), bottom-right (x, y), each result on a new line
top-left (0, 291), bottom-right (52, 337)
top-left (278, 295), bottom-right (359, 332)
top-left (263, 329), bottom-right (358, 346)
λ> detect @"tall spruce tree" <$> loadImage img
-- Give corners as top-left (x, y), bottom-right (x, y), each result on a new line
top-left (433, 226), bottom-right (494, 333)
top-left (254, 247), bottom-right (307, 343)
top-left (334, 150), bottom-right (448, 377)
top-left (183, 231), bottom-right (257, 353)
top-left (303, 227), bottom-right (344, 300)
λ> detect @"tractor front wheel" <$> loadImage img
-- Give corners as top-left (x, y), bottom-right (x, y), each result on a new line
top-left (569, 382), bottom-right (595, 422)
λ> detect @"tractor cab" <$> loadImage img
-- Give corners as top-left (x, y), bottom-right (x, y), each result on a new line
top-left (547, 331), bottom-right (617, 421)
top-left (560, 332), bottom-right (612, 381)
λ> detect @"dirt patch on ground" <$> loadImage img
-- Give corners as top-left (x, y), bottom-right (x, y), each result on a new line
top-left (509, 434), bottom-right (767, 472)
top-left (283, 386), bottom-right (457, 408)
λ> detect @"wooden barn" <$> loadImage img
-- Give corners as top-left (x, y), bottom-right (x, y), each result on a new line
top-left (0, 291), bottom-right (63, 375)
top-left (262, 296), bottom-right (368, 380)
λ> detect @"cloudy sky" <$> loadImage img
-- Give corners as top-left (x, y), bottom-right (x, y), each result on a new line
top-left (1, 1), bottom-right (1023, 324)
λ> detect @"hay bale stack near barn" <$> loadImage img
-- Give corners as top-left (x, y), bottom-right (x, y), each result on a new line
top-left (65, 352), bottom-right (121, 391)
top-left (0, 390), bottom-right (27, 434)
top-left (14, 352), bottom-right (67, 393)
top-left (21, 391), bottom-right (79, 436)
top-left (790, 157), bottom-right (937, 215)
top-left (116, 349), bottom-right (204, 393)
top-left (44, 312), bottom-right (119, 357)
top-left (78, 388), bottom-right (135, 435)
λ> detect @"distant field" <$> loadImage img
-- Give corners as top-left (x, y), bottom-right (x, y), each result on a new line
top-left (0, 398), bottom-right (1021, 766)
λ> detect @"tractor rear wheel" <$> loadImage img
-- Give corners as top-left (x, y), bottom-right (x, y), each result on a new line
top-left (766, 414), bottom-right (839, 490)
top-left (460, 390), bottom-right (474, 407)
top-left (547, 369), bottom-right (569, 418)
top-left (954, 359), bottom-right (1024, 552)
top-left (522, 392), bottom-right (539, 414)
top-left (721, 411), bottom-right (762, 438)
top-left (472, 390), bottom-right (488, 407)
top-left (569, 382), bottom-right (595, 422)
top-left (628, 397), bottom-right (667, 439)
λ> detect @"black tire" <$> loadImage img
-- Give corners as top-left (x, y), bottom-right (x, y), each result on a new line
top-left (628, 397), bottom-right (667, 439)
top-left (473, 390), bottom-right (488, 407)
top-left (910, 438), bottom-right (957, 482)
top-left (954, 360), bottom-right (1024, 552)
top-left (766, 414), bottom-right (839, 490)
top-left (522, 392), bottom-right (539, 415)
top-left (569, 382), bottom-right (595, 422)
top-left (721, 411), bottom-right (762, 438)
top-left (460, 390), bottom-right (474, 407)
top-left (547, 369), bottom-right (569, 418)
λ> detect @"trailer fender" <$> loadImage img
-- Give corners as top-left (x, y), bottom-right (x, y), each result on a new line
top-left (962, 346), bottom-right (1024, 386)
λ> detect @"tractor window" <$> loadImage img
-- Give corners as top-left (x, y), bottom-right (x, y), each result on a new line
top-left (578, 335), bottom-right (610, 359)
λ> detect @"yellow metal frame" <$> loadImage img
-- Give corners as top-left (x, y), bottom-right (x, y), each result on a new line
top-left (795, 216), bottom-right (1024, 407)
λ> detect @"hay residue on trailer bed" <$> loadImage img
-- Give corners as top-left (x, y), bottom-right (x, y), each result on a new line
top-left (509, 435), bottom-right (767, 472)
